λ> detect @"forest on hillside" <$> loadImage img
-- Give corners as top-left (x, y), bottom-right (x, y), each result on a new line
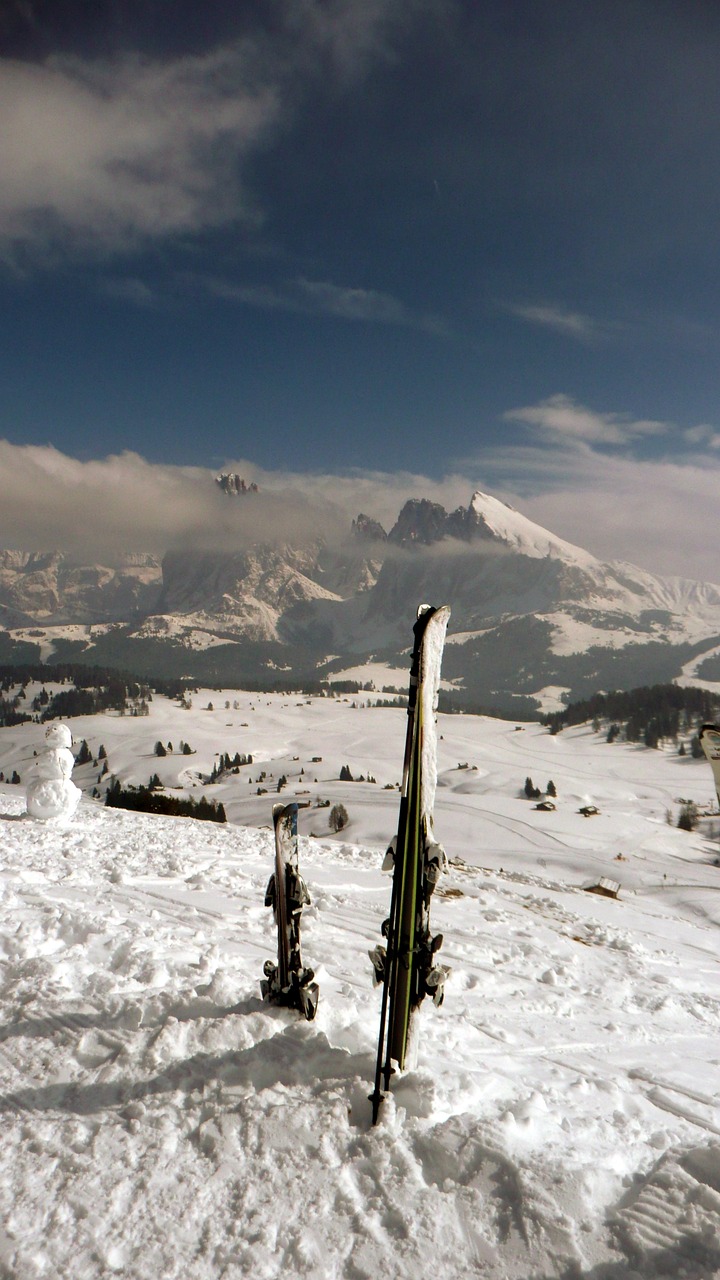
top-left (543, 683), bottom-right (720, 748)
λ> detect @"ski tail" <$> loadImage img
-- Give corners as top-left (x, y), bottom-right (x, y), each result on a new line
top-left (370, 604), bottom-right (450, 1124)
top-left (261, 801), bottom-right (319, 1021)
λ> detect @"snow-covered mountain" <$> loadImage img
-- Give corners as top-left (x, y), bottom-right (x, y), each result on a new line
top-left (0, 550), bottom-right (162, 627)
top-left (3, 489), bottom-right (720, 711)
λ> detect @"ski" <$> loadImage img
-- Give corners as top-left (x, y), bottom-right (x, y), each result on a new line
top-left (370, 603), bottom-right (451, 1124)
top-left (261, 801), bottom-right (319, 1021)
top-left (699, 725), bottom-right (720, 806)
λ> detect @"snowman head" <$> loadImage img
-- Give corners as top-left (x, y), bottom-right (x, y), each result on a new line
top-left (44, 722), bottom-right (73, 750)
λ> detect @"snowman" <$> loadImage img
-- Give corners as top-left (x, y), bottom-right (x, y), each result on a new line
top-left (26, 722), bottom-right (82, 822)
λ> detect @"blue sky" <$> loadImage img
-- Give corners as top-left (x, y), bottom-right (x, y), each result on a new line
top-left (2, 1), bottom-right (720, 577)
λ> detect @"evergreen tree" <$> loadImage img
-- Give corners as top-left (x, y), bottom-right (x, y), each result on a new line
top-left (677, 801), bottom-right (699, 832)
top-left (329, 803), bottom-right (349, 831)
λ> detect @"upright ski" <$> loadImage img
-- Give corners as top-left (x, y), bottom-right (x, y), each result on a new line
top-left (699, 725), bottom-right (720, 805)
top-left (261, 802), bottom-right (319, 1021)
top-left (370, 604), bottom-right (451, 1124)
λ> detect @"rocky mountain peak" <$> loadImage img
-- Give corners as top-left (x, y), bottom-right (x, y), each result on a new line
top-left (351, 513), bottom-right (388, 543)
top-left (388, 498), bottom-right (448, 546)
top-left (215, 473), bottom-right (259, 496)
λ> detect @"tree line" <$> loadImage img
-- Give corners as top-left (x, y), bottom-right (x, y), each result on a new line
top-left (543, 683), bottom-right (720, 748)
top-left (105, 780), bottom-right (227, 823)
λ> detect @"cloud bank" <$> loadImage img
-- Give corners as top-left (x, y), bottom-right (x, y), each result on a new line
top-left (0, 444), bottom-right (349, 560)
top-left (2, 401), bottom-right (720, 584)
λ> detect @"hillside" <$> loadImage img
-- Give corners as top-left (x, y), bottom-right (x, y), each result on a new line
top-left (2, 695), bottom-right (720, 1277)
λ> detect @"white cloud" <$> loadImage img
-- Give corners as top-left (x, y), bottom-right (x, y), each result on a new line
top-left (0, 0), bottom-right (449, 257)
top-left (0, 49), bottom-right (278, 254)
top-left (684, 424), bottom-right (720, 450)
top-left (504, 394), bottom-right (669, 446)
top-left (505, 302), bottom-right (610, 344)
top-left (296, 278), bottom-right (445, 331)
top-left (284, 0), bottom-right (421, 81)
top-left (195, 273), bottom-right (447, 332)
top-left (514, 456), bottom-right (720, 582)
top-left (474, 418), bottom-right (720, 580)
top-left (240, 461), bottom-right (473, 532)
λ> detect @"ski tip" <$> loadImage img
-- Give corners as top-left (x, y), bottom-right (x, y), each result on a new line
top-left (273, 800), bottom-right (298, 819)
top-left (416, 602), bottom-right (451, 618)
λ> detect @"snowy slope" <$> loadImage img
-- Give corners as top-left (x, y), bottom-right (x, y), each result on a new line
top-left (463, 490), bottom-right (598, 565)
top-left (2, 697), bottom-right (720, 1277)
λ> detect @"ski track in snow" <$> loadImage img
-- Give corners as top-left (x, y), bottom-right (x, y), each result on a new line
top-left (1, 698), bottom-right (720, 1276)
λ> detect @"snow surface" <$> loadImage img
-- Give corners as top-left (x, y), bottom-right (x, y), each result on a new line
top-left (8, 625), bottom-right (118, 663)
top-left (2, 695), bottom-right (720, 1277)
top-left (679, 645), bottom-right (720, 693)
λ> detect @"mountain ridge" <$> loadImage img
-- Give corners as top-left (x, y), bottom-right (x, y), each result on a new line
top-left (3, 487), bottom-right (720, 713)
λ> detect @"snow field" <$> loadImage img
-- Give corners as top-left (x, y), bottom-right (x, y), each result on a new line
top-left (1, 695), bottom-right (720, 1276)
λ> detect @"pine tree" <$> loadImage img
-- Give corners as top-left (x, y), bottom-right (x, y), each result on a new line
top-left (677, 801), bottom-right (699, 832)
top-left (329, 803), bottom-right (349, 831)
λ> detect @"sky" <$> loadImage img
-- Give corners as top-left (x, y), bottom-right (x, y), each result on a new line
top-left (3, 0), bottom-right (720, 579)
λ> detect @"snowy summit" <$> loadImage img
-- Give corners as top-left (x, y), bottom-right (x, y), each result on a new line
top-left (463, 490), bottom-right (597, 566)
